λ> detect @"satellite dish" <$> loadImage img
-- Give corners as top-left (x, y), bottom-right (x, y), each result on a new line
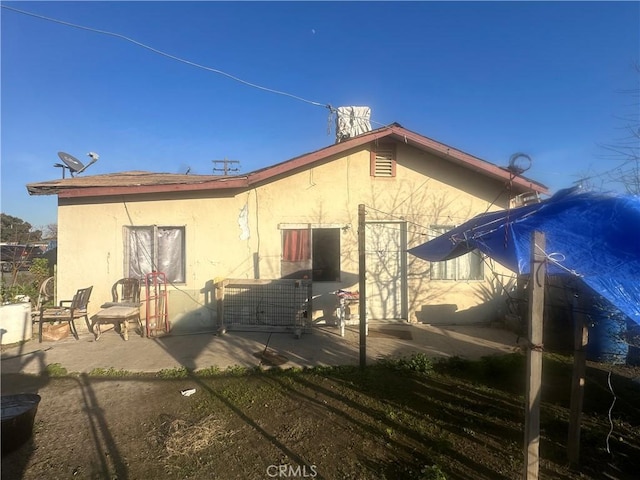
top-left (57, 151), bottom-right (85, 174)
top-left (55, 151), bottom-right (99, 178)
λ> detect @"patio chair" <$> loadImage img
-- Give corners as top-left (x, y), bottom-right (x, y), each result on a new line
top-left (30, 276), bottom-right (55, 323)
top-left (94, 278), bottom-right (143, 341)
top-left (101, 278), bottom-right (141, 308)
top-left (38, 286), bottom-right (93, 343)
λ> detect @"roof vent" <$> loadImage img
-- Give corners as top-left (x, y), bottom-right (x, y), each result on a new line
top-left (335, 106), bottom-right (371, 143)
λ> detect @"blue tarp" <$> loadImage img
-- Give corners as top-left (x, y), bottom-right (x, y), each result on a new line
top-left (408, 187), bottom-right (640, 325)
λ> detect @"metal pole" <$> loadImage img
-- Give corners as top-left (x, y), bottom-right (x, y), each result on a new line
top-left (358, 204), bottom-right (367, 368)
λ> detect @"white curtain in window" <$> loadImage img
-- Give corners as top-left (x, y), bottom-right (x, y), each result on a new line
top-left (158, 227), bottom-right (184, 283)
top-left (432, 259), bottom-right (455, 280)
top-left (469, 251), bottom-right (484, 279)
top-left (458, 251), bottom-right (483, 280)
top-left (458, 255), bottom-right (471, 280)
top-left (128, 227), bottom-right (154, 279)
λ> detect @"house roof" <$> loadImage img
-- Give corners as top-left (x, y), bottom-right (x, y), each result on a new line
top-left (27, 123), bottom-right (549, 199)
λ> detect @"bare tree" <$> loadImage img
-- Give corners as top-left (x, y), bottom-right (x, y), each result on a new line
top-left (597, 64), bottom-right (640, 193)
top-left (44, 223), bottom-right (58, 239)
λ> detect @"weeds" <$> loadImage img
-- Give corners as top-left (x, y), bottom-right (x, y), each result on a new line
top-left (156, 367), bottom-right (191, 379)
top-left (419, 464), bottom-right (447, 480)
top-left (88, 367), bottom-right (132, 377)
top-left (155, 365), bottom-right (257, 379)
top-left (194, 365), bottom-right (222, 377)
top-left (45, 363), bottom-right (67, 376)
top-left (224, 364), bottom-right (251, 376)
top-left (377, 352), bottom-right (434, 374)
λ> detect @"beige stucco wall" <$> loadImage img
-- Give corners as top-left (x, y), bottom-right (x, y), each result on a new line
top-left (56, 141), bottom-right (518, 333)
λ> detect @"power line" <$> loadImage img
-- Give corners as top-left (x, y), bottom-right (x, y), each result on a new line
top-left (2, 4), bottom-right (390, 130)
top-left (2, 4), bottom-right (329, 109)
top-left (364, 204), bottom-right (510, 239)
top-left (363, 204), bottom-right (442, 236)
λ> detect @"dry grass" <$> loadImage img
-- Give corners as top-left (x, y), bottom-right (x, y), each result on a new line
top-left (155, 414), bottom-right (237, 457)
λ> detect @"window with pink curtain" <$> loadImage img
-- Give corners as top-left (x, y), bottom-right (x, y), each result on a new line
top-left (283, 229), bottom-right (310, 262)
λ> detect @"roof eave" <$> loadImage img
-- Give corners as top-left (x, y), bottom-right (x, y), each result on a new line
top-left (384, 126), bottom-right (548, 194)
top-left (26, 123), bottom-right (548, 197)
top-left (32, 177), bottom-right (250, 198)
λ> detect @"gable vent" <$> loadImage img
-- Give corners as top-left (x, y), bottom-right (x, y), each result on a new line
top-left (371, 146), bottom-right (396, 177)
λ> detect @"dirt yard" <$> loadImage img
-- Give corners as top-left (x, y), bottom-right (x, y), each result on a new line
top-left (2, 354), bottom-right (639, 480)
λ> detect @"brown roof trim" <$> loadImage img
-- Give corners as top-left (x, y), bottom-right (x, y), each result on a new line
top-left (245, 124), bottom-right (547, 193)
top-left (28, 124), bottom-right (548, 198)
top-left (384, 125), bottom-right (547, 192)
top-left (56, 176), bottom-right (249, 199)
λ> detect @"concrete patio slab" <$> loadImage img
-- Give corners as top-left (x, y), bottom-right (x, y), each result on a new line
top-left (0, 323), bottom-right (520, 375)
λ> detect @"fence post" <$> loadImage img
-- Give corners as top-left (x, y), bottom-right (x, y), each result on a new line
top-left (568, 292), bottom-right (588, 464)
top-left (215, 280), bottom-right (226, 333)
top-left (524, 230), bottom-right (545, 480)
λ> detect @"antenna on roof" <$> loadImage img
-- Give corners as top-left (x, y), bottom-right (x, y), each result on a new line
top-left (55, 151), bottom-right (99, 178)
top-left (507, 152), bottom-right (532, 175)
top-left (212, 158), bottom-right (240, 175)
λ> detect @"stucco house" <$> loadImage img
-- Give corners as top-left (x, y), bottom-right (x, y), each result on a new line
top-left (27, 123), bottom-right (547, 335)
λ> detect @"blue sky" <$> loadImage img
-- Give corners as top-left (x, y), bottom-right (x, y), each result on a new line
top-left (1, 1), bottom-right (638, 229)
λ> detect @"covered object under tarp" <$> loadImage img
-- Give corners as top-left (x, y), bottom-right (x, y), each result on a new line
top-left (408, 187), bottom-right (640, 326)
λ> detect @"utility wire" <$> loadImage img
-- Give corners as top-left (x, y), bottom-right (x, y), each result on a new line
top-left (364, 204), bottom-right (447, 237)
top-left (3, 4), bottom-right (392, 131)
top-left (2, 4), bottom-right (329, 109)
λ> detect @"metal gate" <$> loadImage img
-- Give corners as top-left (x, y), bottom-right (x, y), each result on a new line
top-left (216, 279), bottom-right (312, 334)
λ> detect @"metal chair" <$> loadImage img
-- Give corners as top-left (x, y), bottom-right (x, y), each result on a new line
top-left (38, 286), bottom-right (93, 343)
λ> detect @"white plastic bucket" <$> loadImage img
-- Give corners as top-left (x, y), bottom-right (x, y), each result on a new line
top-left (0, 303), bottom-right (32, 345)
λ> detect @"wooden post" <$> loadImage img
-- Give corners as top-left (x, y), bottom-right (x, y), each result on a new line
top-left (215, 280), bottom-right (227, 334)
top-left (524, 230), bottom-right (545, 480)
top-left (568, 293), bottom-right (588, 464)
top-left (358, 204), bottom-right (367, 369)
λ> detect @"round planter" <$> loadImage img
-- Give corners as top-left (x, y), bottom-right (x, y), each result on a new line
top-left (0, 303), bottom-right (32, 345)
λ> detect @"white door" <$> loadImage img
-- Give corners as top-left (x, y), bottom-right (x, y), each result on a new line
top-left (365, 221), bottom-right (407, 320)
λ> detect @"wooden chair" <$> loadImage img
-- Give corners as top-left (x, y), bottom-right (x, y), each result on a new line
top-left (94, 278), bottom-right (143, 341)
top-left (38, 286), bottom-right (93, 343)
top-left (102, 278), bottom-right (141, 308)
top-left (30, 276), bottom-right (55, 323)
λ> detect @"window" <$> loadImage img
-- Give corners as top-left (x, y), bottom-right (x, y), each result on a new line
top-left (429, 226), bottom-right (484, 281)
top-left (125, 226), bottom-right (185, 283)
top-left (370, 143), bottom-right (396, 177)
top-left (281, 227), bottom-right (340, 282)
